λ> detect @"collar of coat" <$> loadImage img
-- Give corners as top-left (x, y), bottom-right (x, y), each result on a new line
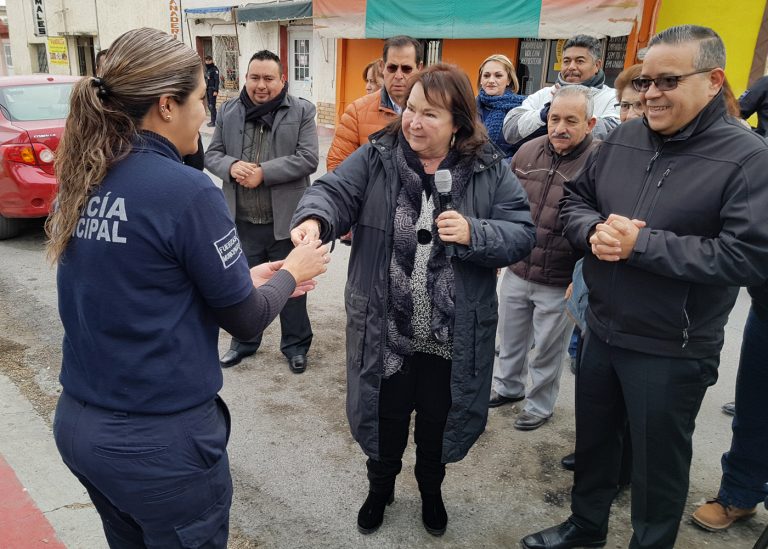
top-left (545, 132), bottom-right (595, 159)
top-left (642, 88), bottom-right (727, 143)
top-left (368, 129), bottom-right (506, 173)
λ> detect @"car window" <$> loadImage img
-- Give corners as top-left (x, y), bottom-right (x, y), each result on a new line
top-left (0, 83), bottom-right (74, 121)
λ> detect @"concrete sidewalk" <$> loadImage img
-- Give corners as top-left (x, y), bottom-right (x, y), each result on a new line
top-left (0, 373), bottom-right (106, 549)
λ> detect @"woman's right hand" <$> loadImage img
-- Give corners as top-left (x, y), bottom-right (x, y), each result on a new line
top-left (291, 218), bottom-right (321, 246)
top-left (281, 239), bottom-right (330, 284)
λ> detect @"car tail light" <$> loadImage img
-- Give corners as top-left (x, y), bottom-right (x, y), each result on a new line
top-left (2, 143), bottom-right (56, 175)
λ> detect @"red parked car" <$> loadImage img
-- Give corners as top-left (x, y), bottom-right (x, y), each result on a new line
top-left (0, 74), bottom-right (78, 239)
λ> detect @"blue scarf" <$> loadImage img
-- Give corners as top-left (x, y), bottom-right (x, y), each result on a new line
top-left (477, 89), bottom-right (525, 157)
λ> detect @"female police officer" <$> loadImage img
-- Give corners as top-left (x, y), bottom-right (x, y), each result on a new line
top-left (46, 28), bottom-right (328, 548)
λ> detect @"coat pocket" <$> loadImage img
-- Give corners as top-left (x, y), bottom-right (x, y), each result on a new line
top-left (472, 302), bottom-right (499, 377)
top-left (345, 289), bottom-right (369, 369)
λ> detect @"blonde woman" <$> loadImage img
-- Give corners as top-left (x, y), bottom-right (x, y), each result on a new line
top-left (476, 54), bottom-right (526, 157)
top-left (47, 28), bottom-right (328, 548)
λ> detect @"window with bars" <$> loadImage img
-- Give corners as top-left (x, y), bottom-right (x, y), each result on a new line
top-left (424, 39), bottom-right (442, 66)
top-left (213, 35), bottom-right (239, 89)
top-left (34, 44), bottom-right (48, 73)
top-left (293, 39), bottom-right (310, 81)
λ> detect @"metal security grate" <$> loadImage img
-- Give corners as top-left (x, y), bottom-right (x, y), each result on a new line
top-left (213, 35), bottom-right (239, 89)
top-left (293, 39), bottom-right (310, 81)
top-left (35, 44), bottom-right (48, 73)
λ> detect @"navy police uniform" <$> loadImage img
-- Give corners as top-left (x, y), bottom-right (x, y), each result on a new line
top-left (54, 131), bottom-right (252, 548)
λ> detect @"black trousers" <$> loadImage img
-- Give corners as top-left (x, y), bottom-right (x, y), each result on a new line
top-left (206, 89), bottom-right (217, 124)
top-left (231, 221), bottom-right (312, 358)
top-left (570, 330), bottom-right (718, 549)
top-left (367, 353), bottom-right (452, 495)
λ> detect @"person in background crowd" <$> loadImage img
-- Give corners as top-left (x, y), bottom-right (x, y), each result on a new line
top-left (326, 35), bottom-right (424, 171)
top-left (521, 25), bottom-right (768, 549)
top-left (363, 58), bottom-right (384, 95)
top-left (327, 36), bottom-right (424, 245)
top-left (490, 85), bottom-right (597, 432)
top-left (559, 63), bottom-right (643, 476)
top-left (739, 74), bottom-right (768, 136)
top-left (47, 28), bottom-right (328, 548)
top-left (476, 54), bottom-right (526, 157)
top-left (205, 55), bottom-right (220, 127)
top-left (691, 280), bottom-right (768, 532)
top-left (291, 64), bottom-right (535, 538)
top-left (503, 35), bottom-right (620, 148)
top-left (206, 50), bottom-right (319, 373)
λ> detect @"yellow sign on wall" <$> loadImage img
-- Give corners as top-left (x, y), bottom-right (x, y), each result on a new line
top-left (47, 37), bottom-right (69, 67)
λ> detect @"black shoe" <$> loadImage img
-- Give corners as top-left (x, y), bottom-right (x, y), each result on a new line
top-left (489, 390), bottom-right (525, 408)
top-left (561, 452), bottom-right (575, 471)
top-left (288, 354), bottom-right (307, 374)
top-left (220, 348), bottom-right (257, 368)
top-left (207, 122), bottom-right (216, 127)
top-left (421, 491), bottom-right (448, 536)
top-left (514, 411), bottom-right (548, 431)
top-left (521, 519), bottom-right (606, 549)
top-left (357, 489), bottom-right (394, 534)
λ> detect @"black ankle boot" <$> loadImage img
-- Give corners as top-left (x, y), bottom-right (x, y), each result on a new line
top-left (357, 488), bottom-right (395, 534)
top-left (421, 491), bottom-right (447, 536)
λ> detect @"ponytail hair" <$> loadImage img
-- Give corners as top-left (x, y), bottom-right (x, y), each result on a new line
top-left (46, 27), bottom-right (202, 263)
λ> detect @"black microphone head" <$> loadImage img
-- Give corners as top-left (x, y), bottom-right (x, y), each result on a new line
top-left (434, 169), bottom-right (452, 194)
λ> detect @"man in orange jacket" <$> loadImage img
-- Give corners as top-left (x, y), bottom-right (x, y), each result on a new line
top-left (326, 36), bottom-right (423, 171)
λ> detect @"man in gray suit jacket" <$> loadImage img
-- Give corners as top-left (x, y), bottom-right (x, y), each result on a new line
top-left (205, 49), bottom-right (319, 373)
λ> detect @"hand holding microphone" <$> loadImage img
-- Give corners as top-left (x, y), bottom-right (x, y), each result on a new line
top-left (434, 170), bottom-right (470, 254)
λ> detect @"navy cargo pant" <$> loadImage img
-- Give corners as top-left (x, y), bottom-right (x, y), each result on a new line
top-left (53, 392), bottom-right (232, 549)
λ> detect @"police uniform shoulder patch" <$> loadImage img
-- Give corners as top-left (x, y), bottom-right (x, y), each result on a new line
top-left (213, 228), bottom-right (243, 269)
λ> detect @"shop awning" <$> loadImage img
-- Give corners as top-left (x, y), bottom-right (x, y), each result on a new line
top-left (184, 6), bottom-right (234, 22)
top-left (236, 1), bottom-right (313, 24)
top-left (313, 0), bottom-right (642, 39)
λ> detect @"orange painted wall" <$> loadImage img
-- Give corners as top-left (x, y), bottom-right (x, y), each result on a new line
top-left (441, 39), bottom-right (521, 94)
top-left (336, 38), bottom-right (384, 119)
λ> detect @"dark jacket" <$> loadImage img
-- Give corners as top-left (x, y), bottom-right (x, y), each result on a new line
top-left (205, 93), bottom-right (318, 240)
top-left (205, 63), bottom-right (220, 91)
top-left (509, 134), bottom-right (597, 287)
top-left (291, 130), bottom-right (535, 463)
top-left (739, 75), bottom-right (768, 137)
top-left (561, 93), bottom-right (768, 359)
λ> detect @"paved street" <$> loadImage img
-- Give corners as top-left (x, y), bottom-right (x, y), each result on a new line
top-left (0, 125), bottom-right (764, 548)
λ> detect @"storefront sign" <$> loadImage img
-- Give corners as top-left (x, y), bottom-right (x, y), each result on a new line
top-left (33, 0), bottom-right (47, 36)
top-left (169, 0), bottom-right (181, 40)
top-left (518, 39), bottom-right (546, 95)
top-left (47, 37), bottom-right (69, 67)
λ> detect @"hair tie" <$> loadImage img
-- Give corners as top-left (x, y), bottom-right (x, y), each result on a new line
top-left (91, 77), bottom-right (110, 99)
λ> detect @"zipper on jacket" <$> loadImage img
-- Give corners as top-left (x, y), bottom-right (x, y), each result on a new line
top-left (642, 165), bottom-right (674, 225)
top-left (630, 142), bottom-right (665, 219)
top-left (255, 125), bottom-right (264, 165)
top-left (681, 289), bottom-right (691, 349)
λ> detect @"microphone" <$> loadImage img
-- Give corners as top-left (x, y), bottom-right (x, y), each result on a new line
top-left (434, 169), bottom-right (455, 259)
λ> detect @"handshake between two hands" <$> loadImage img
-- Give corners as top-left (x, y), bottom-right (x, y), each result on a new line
top-left (589, 214), bottom-right (646, 262)
top-left (250, 219), bottom-right (330, 298)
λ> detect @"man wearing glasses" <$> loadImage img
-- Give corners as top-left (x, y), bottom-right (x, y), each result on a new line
top-left (327, 35), bottom-right (423, 171)
top-left (521, 25), bottom-right (768, 549)
top-left (503, 35), bottom-right (620, 148)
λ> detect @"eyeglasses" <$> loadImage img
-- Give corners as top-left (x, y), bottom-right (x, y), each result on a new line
top-left (614, 101), bottom-right (643, 113)
top-left (631, 68), bottom-right (715, 92)
top-left (385, 63), bottom-right (415, 75)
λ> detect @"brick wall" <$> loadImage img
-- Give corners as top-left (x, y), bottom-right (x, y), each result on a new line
top-left (317, 101), bottom-right (336, 129)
